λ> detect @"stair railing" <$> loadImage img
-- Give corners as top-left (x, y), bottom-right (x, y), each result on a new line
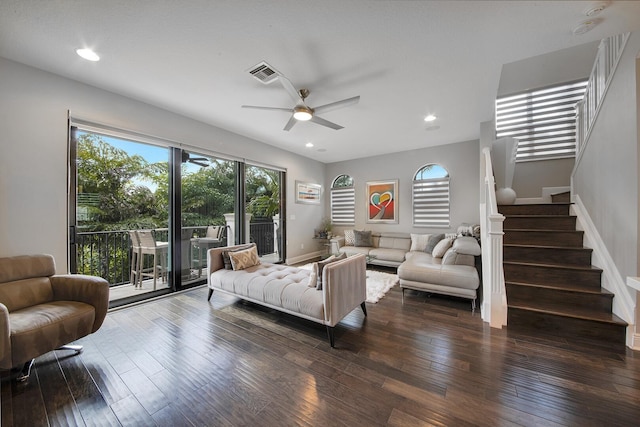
top-left (480, 146), bottom-right (507, 328)
top-left (575, 32), bottom-right (629, 156)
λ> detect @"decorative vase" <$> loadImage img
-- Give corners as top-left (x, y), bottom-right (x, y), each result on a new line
top-left (496, 187), bottom-right (517, 205)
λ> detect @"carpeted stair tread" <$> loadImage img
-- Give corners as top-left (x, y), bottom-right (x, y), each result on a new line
top-left (507, 300), bottom-right (627, 325)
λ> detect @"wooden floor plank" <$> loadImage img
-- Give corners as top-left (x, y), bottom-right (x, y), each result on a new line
top-left (2, 284), bottom-right (640, 426)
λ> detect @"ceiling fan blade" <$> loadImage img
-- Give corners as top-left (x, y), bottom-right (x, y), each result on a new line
top-left (310, 115), bottom-right (344, 130)
top-left (277, 75), bottom-right (304, 103)
top-left (241, 105), bottom-right (292, 112)
top-left (313, 96), bottom-right (360, 115)
top-left (283, 115), bottom-right (297, 131)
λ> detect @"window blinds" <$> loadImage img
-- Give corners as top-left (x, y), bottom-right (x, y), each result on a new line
top-left (412, 177), bottom-right (450, 227)
top-left (495, 80), bottom-right (587, 162)
top-left (330, 187), bottom-right (355, 225)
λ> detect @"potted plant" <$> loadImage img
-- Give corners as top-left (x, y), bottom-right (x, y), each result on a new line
top-left (319, 217), bottom-right (333, 239)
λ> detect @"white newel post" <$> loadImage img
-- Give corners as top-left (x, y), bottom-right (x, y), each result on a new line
top-left (488, 214), bottom-right (507, 328)
top-left (224, 213), bottom-right (253, 245)
top-left (273, 214), bottom-right (280, 255)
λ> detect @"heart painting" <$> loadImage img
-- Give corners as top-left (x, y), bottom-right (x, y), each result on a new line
top-left (366, 180), bottom-right (398, 223)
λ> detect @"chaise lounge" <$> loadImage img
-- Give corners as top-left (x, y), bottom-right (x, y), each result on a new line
top-left (206, 243), bottom-right (367, 347)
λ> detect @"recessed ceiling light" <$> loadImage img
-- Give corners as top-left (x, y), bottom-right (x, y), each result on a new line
top-left (584, 2), bottom-right (608, 17)
top-left (572, 19), bottom-right (600, 35)
top-left (305, 142), bottom-right (314, 148)
top-left (424, 114), bottom-right (437, 122)
top-left (76, 48), bottom-right (100, 62)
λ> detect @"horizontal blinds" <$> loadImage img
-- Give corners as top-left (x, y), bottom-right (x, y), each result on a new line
top-left (495, 80), bottom-right (587, 162)
top-left (413, 178), bottom-right (450, 227)
top-left (331, 187), bottom-right (355, 225)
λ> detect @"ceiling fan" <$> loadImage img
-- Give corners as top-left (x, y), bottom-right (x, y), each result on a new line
top-left (181, 151), bottom-right (209, 167)
top-left (242, 67), bottom-right (360, 131)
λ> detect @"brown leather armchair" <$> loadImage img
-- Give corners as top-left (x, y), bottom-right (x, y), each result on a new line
top-left (0, 254), bottom-right (109, 381)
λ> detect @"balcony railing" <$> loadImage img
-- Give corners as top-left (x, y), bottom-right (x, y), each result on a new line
top-left (74, 222), bottom-right (278, 286)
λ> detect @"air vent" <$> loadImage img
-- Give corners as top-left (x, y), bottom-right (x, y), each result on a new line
top-left (247, 61), bottom-right (280, 84)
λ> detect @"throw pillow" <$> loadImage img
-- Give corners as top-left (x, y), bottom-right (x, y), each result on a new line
top-left (344, 229), bottom-right (355, 246)
top-left (222, 244), bottom-right (253, 269)
top-left (354, 230), bottom-right (372, 247)
top-left (316, 252), bottom-right (347, 290)
top-left (441, 248), bottom-right (459, 265)
top-left (424, 234), bottom-right (444, 254)
top-left (229, 246), bottom-right (261, 270)
top-left (410, 233), bottom-right (431, 252)
top-left (307, 263), bottom-right (320, 287)
top-left (432, 238), bottom-right (453, 258)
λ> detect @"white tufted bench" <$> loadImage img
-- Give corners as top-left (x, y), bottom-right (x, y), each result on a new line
top-left (207, 244), bottom-right (367, 347)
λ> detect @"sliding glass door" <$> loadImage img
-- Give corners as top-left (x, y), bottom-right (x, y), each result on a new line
top-left (69, 125), bottom-right (286, 307)
top-left (245, 164), bottom-right (284, 263)
top-left (180, 150), bottom-right (236, 286)
top-left (70, 128), bottom-right (172, 306)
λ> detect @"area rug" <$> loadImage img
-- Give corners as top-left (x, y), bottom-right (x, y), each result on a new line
top-left (298, 263), bottom-right (398, 303)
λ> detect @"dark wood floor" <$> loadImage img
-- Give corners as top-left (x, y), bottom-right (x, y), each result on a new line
top-left (2, 285), bottom-right (640, 426)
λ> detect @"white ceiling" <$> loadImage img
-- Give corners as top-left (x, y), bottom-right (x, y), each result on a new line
top-left (1, 1), bottom-right (639, 163)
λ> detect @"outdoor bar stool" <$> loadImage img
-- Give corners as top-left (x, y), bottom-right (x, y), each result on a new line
top-left (136, 230), bottom-right (169, 290)
top-left (128, 230), bottom-right (142, 287)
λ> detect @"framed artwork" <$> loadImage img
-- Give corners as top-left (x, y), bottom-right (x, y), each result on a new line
top-left (366, 179), bottom-right (398, 223)
top-left (295, 181), bottom-right (321, 204)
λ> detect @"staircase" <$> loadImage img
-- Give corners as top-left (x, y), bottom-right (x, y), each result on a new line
top-left (499, 197), bottom-right (627, 348)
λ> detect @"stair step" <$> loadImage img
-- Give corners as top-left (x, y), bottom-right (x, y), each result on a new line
top-left (499, 203), bottom-right (570, 216)
top-left (507, 303), bottom-right (627, 346)
top-left (503, 229), bottom-right (584, 247)
top-left (504, 261), bottom-right (602, 289)
top-left (503, 215), bottom-right (576, 230)
top-left (506, 281), bottom-right (613, 314)
top-left (551, 191), bottom-right (571, 203)
top-left (503, 244), bottom-right (593, 266)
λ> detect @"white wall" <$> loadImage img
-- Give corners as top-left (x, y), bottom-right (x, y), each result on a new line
top-left (0, 57), bottom-right (326, 270)
top-left (325, 140), bottom-right (480, 235)
top-left (498, 41), bottom-right (598, 198)
top-left (572, 32), bottom-right (640, 282)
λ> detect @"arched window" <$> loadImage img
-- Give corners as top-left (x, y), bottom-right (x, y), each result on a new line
top-left (331, 174), bottom-right (355, 225)
top-left (413, 164), bottom-right (450, 227)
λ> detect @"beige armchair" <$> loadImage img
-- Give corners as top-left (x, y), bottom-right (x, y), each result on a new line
top-left (0, 254), bottom-right (109, 381)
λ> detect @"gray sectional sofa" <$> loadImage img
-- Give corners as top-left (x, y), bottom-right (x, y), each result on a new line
top-left (331, 231), bottom-right (481, 310)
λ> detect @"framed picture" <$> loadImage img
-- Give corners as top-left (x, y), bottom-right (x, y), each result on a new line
top-left (366, 179), bottom-right (398, 223)
top-left (295, 181), bottom-right (321, 204)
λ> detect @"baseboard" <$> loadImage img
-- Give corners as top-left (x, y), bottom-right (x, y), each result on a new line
top-left (633, 333), bottom-right (640, 351)
top-left (515, 186), bottom-right (570, 205)
top-left (572, 195), bottom-right (635, 348)
top-left (286, 251), bottom-right (323, 266)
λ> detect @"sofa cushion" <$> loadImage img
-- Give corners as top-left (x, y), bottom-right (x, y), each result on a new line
top-left (424, 234), bottom-right (445, 254)
top-left (339, 246), bottom-right (371, 257)
top-left (354, 230), bottom-right (372, 247)
top-left (410, 234), bottom-right (431, 252)
top-left (451, 236), bottom-right (481, 256)
top-left (344, 229), bottom-right (356, 246)
top-left (229, 246), bottom-right (261, 270)
top-left (378, 234), bottom-right (411, 251)
top-left (398, 254), bottom-right (479, 291)
top-left (10, 301), bottom-right (95, 366)
top-left (432, 238), bottom-right (453, 258)
top-left (369, 248), bottom-right (406, 263)
top-left (209, 263), bottom-right (324, 320)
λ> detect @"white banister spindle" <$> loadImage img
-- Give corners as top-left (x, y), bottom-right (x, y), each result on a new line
top-left (480, 147), bottom-right (507, 328)
top-left (575, 32), bottom-right (629, 154)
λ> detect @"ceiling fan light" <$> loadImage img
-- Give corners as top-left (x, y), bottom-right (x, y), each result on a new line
top-left (76, 48), bottom-right (100, 61)
top-left (293, 106), bottom-right (313, 121)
